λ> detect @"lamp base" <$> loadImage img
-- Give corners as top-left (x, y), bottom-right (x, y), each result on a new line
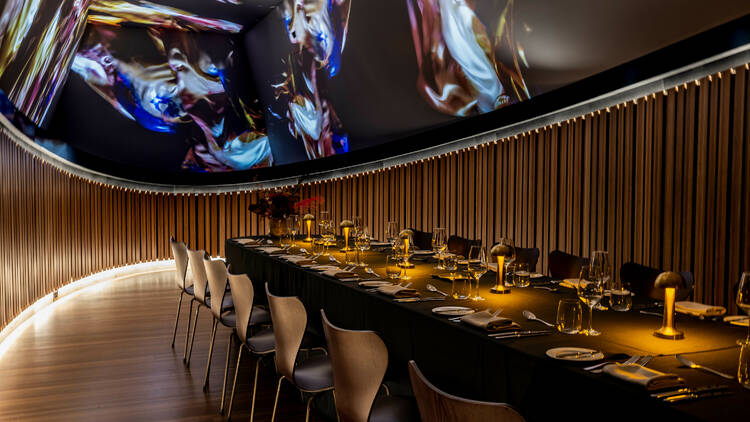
top-left (653, 326), bottom-right (684, 340)
top-left (490, 285), bottom-right (511, 294)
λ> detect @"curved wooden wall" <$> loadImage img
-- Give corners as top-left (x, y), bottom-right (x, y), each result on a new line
top-left (2, 64), bottom-right (750, 332)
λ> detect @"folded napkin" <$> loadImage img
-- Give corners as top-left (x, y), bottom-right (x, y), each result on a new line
top-left (295, 260), bottom-right (317, 266)
top-left (460, 311), bottom-right (520, 333)
top-left (560, 278), bottom-right (583, 289)
top-left (376, 284), bottom-right (420, 298)
top-left (676, 301), bottom-right (726, 317)
top-left (603, 364), bottom-right (685, 391)
top-left (235, 238), bottom-right (259, 245)
top-left (322, 269), bottom-right (359, 279)
top-left (280, 255), bottom-right (308, 262)
top-left (257, 246), bottom-right (283, 254)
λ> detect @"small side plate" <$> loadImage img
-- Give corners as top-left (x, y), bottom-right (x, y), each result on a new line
top-left (432, 306), bottom-right (475, 317)
top-left (546, 347), bottom-right (604, 362)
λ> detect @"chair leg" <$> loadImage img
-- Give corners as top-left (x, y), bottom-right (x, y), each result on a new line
top-left (171, 291), bottom-right (184, 348)
top-left (220, 332), bottom-right (234, 414)
top-left (226, 345), bottom-right (243, 421)
top-left (305, 395), bottom-right (314, 422)
top-left (249, 355), bottom-right (263, 422)
top-left (202, 318), bottom-right (218, 391)
top-left (183, 299), bottom-right (194, 362)
top-left (271, 376), bottom-right (284, 422)
top-left (186, 305), bottom-right (201, 367)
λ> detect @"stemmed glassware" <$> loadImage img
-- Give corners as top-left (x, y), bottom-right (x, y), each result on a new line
top-left (467, 245), bottom-right (488, 301)
top-left (354, 227), bottom-right (371, 267)
top-left (386, 221), bottom-right (400, 248)
top-left (352, 216), bottom-right (363, 232)
top-left (286, 215), bottom-right (300, 247)
top-left (322, 220), bottom-right (336, 257)
top-left (590, 251), bottom-right (611, 310)
top-left (737, 272), bottom-right (750, 344)
top-left (318, 211), bottom-right (329, 236)
top-left (432, 227), bottom-right (447, 270)
top-left (577, 265), bottom-right (605, 336)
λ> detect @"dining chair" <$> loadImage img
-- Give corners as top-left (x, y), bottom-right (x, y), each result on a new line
top-left (548, 250), bottom-right (587, 279)
top-left (266, 283), bottom-right (333, 422)
top-left (620, 262), bottom-right (694, 301)
top-left (514, 246), bottom-right (540, 272)
top-left (408, 228), bottom-right (433, 251)
top-left (447, 235), bottom-right (481, 258)
top-left (408, 361), bottom-right (526, 422)
top-left (321, 310), bottom-right (419, 422)
top-left (169, 237), bottom-right (194, 360)
top-left (224, 271), bottom-right (275, 421)
top-left (186, 249), bottom-right (232, 367)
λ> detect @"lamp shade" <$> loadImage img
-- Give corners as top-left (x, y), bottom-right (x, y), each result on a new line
top-left (340, 220), bottom-right (354, 228)
top-left (654, 271), bottom-right (686, 289)
top-left (491, 244), bottom-right (512, 257)
top-left (303, 213), bottom-right (315, 221)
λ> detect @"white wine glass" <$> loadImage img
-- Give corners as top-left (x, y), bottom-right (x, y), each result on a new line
top-left (468, 245), bottom-right (487, 301)
top-left (432, 227), bottom-right (447, 270)
top-left (386, 221), bottom-right (399, 247)
top-left (577, 265), bottom-right (604, 336)
top-left (737, 272), bottom-right (750, 345)
top-left (354, 227), bottom-right (371, 267)
top-left (590, 251), bottom-right (611, 310)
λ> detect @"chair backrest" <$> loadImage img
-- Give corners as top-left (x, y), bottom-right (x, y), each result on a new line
top-left (620, 262), bottom-right (694, 301)
top-left (321, 310), bottom-right (388, 422)
top-left (169, 237), bottom-right (189, 289)
top-left (204, 256), bottom-right (229, 318)
top-left (514, 247), bottom-right (540, 271)
top-left (409, 228), bottom-right (433, 251)
top-left (266, 283), bottom-right (307, 381)
top-left (227, 271), bottom-right (255, 344)
top-left (187, 249), bottom-right (210, 303)
top-left (447, 235), bottom-right (481, 258)
top-left (548, 250), bottom-right (586, 279)
top-left (408, 361), bottom-right (526, 422)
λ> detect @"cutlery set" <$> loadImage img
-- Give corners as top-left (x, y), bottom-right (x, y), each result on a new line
top-left (583, 355), bottom-right (652, 373)
top-left (651, 384), bottom-right (731, 403)
top-left (489, 330), bottom-right (553, 339)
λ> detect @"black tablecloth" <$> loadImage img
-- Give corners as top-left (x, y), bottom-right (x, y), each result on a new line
top-left (226, 238), bottom-right (748, 422)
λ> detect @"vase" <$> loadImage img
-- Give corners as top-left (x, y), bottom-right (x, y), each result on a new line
top-left (268, 218), bottom-right (288, 237)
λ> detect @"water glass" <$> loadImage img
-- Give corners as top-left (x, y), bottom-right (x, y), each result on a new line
top-left (556, 299), bottom-right (582, 334)
top-left (279, 233), bottom-right (291, 249)
top-left (504, 262), bottom-right (516, 287)
top-left (385, 256), bottom-right (404, 280)
top-left (610, 283), bottom-right (632, 312)
top-left (739, 340), bottom-right (750, 390)
top-left (515, 263), bottom-right (530, 288)
top-left (444, 254), bottom-right (458, 279)
top-left (737, 272), bottom-right (750, 344)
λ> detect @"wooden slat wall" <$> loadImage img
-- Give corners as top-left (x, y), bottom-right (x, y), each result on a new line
top-left (2, 65), bottom-right (750, 332)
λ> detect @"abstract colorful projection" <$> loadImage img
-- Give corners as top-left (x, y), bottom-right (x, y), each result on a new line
top-left (406, 0), bottom-right (530, 116)
top-left (271, 0), bottom-right (351, 160)
top-left (72, 26), bottom-right (271, 171)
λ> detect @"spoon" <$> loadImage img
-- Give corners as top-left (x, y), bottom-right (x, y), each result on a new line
top-left (675, 354), bottom-right (734, 379)
top-left (365, 267), bottom-right (381, 278)
top-left (426, 283), bottom-right (449, 296)
top-left (522, 310), bottom-right (555, 327)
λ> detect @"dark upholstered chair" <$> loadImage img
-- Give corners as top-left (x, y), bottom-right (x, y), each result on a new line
top-left (514, 247), bottom-right (540, 272)
top-left (447, 235), bottom-right (481, 258)
top-left (620, 262), bottom-right (694, 301)
top-left (409, 228), bottom-right (433, 251)
top-left (548, 250), bottom-right (587, 279)
top-left (408, 361), bottom-right (526, 422)
top-left (321, 310), bottom-right (419, 422)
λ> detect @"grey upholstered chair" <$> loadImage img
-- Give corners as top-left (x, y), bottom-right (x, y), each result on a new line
top-left (408, 361), bottom-right (526, 422)
top-left (224, 271), bottom-right (274, 421)
top-left (321, 310), bottom-right (419, 422)
top-left (169, 237), bottom-right (194, 360)
top-left (266, 283), bottom-right (333, 422)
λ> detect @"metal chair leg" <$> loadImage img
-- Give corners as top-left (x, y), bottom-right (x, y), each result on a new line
top-left (226, 345), bottom-right (243, 421)
top-left (220, 332), bottom-right (234, 414)
top-left (202, 318), bottom-right (218, 390)
top-left (186, 305), bottom-right (201, 367)
top-left (250, 355), bottom-right (263, 422)
top-left (171, 291), bottom-right (184, 348)
top-left (305, 395), bottom-right (314, 422)
top-left (271, 376), bottom-right (284, 422)
top-left (183, 299), bottom-right (194, 362)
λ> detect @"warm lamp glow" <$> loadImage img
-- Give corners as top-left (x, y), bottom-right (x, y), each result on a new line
top-left (489, 243), bottom-right (512, 294)
top-left (344, 227), bottom-right (350, 250)
top-left (339, 220), bottom-right (354, 251)
top-left (653, 272), bottom-right (685, 340)
top-left (303, 214), bottom-right (315, 242)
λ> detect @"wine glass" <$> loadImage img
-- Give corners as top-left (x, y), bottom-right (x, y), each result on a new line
top-left (318, 211), bottom-right (329, 235)
top-left (577, 265), bottom-right (604, 336)
top-left (354, 227), bottom-right (371, 267)
top-left (386, 221), bottom-right (400, 246)
top-left (468, 245), bottom-right (487, 301)
top-left (737, 272), bottom-right (750, 344)
top-left (286, 215), bottom-right (300, 247)
top-left (590, 251), bottom-right (611, 310)
top-left (352, 216), bottom-right (363, 232)
top-left (432, 227), bottom-right (447, 270)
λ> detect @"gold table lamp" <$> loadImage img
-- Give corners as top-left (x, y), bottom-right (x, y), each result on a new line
top-left (489, 244), bottom-right (512, 294)
top-left (653, 271), bottom-right (686, 340)
top-left (340, 220), bottom-right (354, 251)
top-left (303, 214), bottom-right (315, 242)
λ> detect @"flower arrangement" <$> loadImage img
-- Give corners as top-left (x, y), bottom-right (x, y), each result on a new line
top-left (248, 190), bottom-right (323, 219)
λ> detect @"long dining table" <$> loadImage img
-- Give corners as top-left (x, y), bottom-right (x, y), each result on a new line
top-left (225, 237), bottom-right (748, 422)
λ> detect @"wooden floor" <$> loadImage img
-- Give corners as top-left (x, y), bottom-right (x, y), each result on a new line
top-left (0, 270), bottom-right (330, 422)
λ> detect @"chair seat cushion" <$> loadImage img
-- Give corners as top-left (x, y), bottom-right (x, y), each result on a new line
top-left (293, 354), bottom-right (333, 392)
top-left (220, 311), bottom-right (236, 328)
top-left (369, 395), bottom-right (420, 422)
top-left (249, 306), bottom-right (271, 325)
top-left (205, 294), bottom-right (234, 311)
top-left (183, 285), bottom-right (194, 295)
top-left (245, 327), bottom-right (275, 354)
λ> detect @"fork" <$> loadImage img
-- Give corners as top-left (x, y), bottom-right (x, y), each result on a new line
top-left (584, 355), bottom-right (640, 372)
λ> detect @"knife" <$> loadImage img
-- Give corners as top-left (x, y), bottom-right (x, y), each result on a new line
top-left (489, 330), bottom-right (553, 338)
top-left (651, 384), bottom-right (729, 399)
top-left (394, 297), bottom-right (446, 303)
top-left (662, 389), bottom-right (732, 403)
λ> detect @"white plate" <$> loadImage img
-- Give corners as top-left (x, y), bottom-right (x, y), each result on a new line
top-left (432, 306), bottom-right (475, 317)
top-left (724, 315), bottom-right (749, 327)
top-left (358, 281), bottom-right (393, 288)
top-left (530, 273), bottom-right (544, 279)
top-left (546, 347), bottom-right (604, 362)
